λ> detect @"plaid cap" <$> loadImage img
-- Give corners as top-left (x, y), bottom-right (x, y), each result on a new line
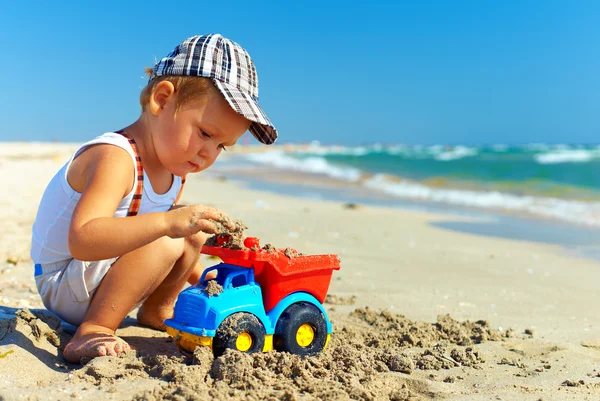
top-left (151, 34), bottom-right (277, 145)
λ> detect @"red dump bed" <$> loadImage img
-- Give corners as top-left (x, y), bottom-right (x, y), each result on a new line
top-left (201, 238), bottom-right (340, 312)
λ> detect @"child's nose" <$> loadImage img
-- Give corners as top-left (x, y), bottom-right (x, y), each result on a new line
top-left (198, 145), bottom-right (219, 162)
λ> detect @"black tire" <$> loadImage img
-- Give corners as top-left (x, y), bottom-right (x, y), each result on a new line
top-left (274, 302), bottom-right (328, 356)
top-left (212, 313), bottom-right (266, 357)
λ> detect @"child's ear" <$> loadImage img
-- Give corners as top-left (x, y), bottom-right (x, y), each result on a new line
top-left (149, 81), bottom-right (176, 115)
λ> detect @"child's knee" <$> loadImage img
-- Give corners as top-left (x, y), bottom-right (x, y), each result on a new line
top-left (154, 236), bottom-right (186, 262)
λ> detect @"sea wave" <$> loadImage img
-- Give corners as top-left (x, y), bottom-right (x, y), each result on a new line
top-left (432, 146), bottom-right (478, 161)
top-left (364, 174), bottom-right (600, 227)
top-left (242, 150), bottom-right (600, 226)
top-left (534, 149), bottom-right (600, 164)
top-left (290, 144), bottom-right (482, 160)
top-left (244, 151), bottom-right (362, 182)
top-left (285, 143), bottom-right (600, 164)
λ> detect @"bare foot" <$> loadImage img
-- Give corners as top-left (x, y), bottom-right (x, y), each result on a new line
top-left (136, 304), bottom-right (173, 331)
top-left (63, 331), bottom-right (131, 363)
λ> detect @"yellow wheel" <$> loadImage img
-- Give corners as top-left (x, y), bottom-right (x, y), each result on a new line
top-left (213, 313), bottom-right (266, 357)
top-left (274, 302), bottom-right (328, 356)
top-left (236, 332), bottom-right (253, 352)
top-left (296, 323), bottom-right (315, 347)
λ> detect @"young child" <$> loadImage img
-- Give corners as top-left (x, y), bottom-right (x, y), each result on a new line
top-left (30, 34), bottom-right (277, 363)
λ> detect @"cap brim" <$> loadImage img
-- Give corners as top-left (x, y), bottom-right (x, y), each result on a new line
top-left (213, 80), bottom-right (278, 145)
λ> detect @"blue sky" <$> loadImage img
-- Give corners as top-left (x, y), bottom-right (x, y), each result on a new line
top-left (1, 0), bottom-right (598, 145)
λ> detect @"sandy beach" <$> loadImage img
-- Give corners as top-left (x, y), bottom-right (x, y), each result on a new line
top-left (2, 143), bottom-right (600, 400)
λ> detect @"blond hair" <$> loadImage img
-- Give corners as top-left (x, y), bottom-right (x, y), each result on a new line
top-left (139, 68), bottom-right (214, 111)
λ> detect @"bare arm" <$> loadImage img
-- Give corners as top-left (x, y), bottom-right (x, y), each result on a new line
top-left (68, 145), bottom-right (229, 261)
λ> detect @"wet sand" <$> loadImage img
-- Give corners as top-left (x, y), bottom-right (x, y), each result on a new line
top-left (1, 143), bottom-right (600, 400)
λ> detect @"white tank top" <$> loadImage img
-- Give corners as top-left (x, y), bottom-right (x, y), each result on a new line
top-left (30, 132), bottom-right (184, 264)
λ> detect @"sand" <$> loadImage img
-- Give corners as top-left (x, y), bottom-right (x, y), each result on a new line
top-left (1, 142), bottom-right (600, 400)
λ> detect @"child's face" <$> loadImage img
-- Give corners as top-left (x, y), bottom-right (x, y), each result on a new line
top-left (149, 82), bottom-right (251, 176)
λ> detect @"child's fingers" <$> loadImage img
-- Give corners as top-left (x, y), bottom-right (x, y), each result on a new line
top-left (195, 219), bottom-right (220, 234)
top-left (219, 215), bottom-right (237, 231)
top-left (194, 206), bottom-right (223, 221)
top-left (196, 207), bottom-right (235, 230)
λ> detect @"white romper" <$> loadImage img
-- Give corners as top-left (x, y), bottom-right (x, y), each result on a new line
top-left (30, 132), bottom-right (185, 325)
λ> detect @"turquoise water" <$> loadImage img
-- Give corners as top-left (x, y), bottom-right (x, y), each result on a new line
top-left (297, 145), bottom-right (600, 199)
top-left (234, 144), bottom-right (600, 227)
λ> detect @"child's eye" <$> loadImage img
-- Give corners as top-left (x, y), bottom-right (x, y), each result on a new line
top-left (200, 129), bottom-right (225, 151)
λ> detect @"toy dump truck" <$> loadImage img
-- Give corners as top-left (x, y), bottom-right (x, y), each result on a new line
top-left (165, 237), bottom-right (341, 357)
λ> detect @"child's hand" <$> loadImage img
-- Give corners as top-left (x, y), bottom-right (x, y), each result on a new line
top-left (165, 205), bottom-right (235, 239)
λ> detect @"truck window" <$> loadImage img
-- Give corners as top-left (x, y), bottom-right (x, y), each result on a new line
top-left (232, 274), bottom-right (247, 288)
top-left (225, 271), bottom-right (248, 289)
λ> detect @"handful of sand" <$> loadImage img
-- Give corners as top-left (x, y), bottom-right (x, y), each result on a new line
top-left (205, 218), bottom-right (248, 250)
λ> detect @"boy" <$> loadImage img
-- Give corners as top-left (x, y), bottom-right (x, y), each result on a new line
top-left (30, 34), bottom-right (277, 363)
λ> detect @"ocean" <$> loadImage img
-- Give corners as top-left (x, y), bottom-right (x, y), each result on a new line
top-left (218, 143), bottom-right (600, 228)
top-left (204, 142), bottom-right (600, 261)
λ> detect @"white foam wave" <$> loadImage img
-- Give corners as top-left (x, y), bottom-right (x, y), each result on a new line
top-left (364, 174), bottom-right (600, 227)
top-left (534, 149), bottom-right (600, 164)
top-left (432, 146), bottom-right (478, 161)
top-left (242, 150), bottom-right (600, 226)
top-left (244, 151), bottom-right (362, 182)
top-left (290, 144), bottom-right (371, 156)
top-left (282, 143), bottom-right (600, 164)
top-left (289, 143), bottom-right (483, 160)
top-left (386, 145), bottom-right (409, 155)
